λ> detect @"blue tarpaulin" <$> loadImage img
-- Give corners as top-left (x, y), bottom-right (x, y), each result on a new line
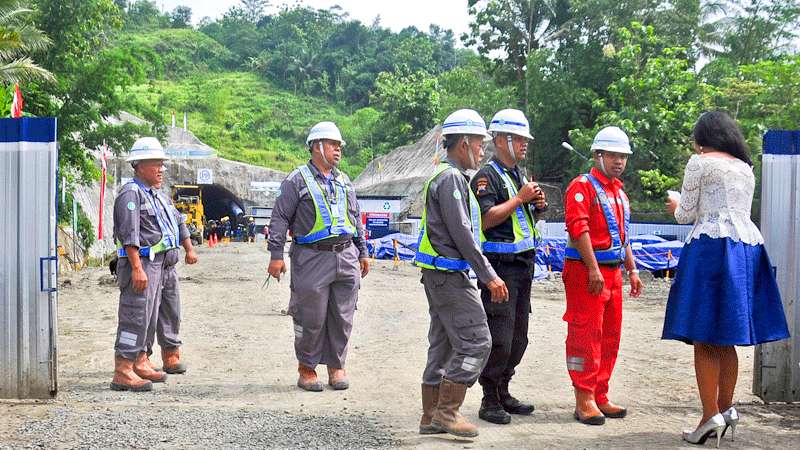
top-left (366, 233), bottom-right (418, 260)
top-left (367, 232), bottom-right (683, 276)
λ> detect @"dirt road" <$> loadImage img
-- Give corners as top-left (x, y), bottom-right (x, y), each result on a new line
top-left (1, 242), bottom-right (798, 449)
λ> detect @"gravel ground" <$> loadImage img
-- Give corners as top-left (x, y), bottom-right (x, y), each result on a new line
top-left (7, 407), bottom-right (396, 449)
top-left (1, 242), bottom-right (798, 449)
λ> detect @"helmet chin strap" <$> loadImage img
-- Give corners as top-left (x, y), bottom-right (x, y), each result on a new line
top-left (597, 151), bottom-right (610, 177)
top-left (506, 134), bottom-right (517, 165)
top-left (465, 136), bottom-right (476, 169)
top-left (318, 141), bottom-right (331, 167)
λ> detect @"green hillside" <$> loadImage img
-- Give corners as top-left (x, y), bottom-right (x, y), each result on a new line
top-left (125, 71), bottom-right (380, 175)
top-left (120, 30), bottom-right (382, 176)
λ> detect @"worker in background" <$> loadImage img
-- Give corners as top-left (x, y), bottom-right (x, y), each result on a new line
top-left (562, 126), bottom-right (643, 425)
top-left (267, 121), bottom-right (369, 392)
top-left (415, 109), bottom-right (509, 439)
top-left (248, 217), bottom-right (257, 243)
top-left (222, 216), bottom-right (231, 241)
top-left (471, 109), bottom-right (546, 425)
top-left (110, 137), bottom-right (177, 391)
top-left (147, 196), bottom-right (198, 375)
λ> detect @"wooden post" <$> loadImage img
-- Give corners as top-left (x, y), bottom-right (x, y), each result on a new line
top-left (545, 245), bottom-right (552, 274)
top-left (392, 239), bottom-right (399, 271)
top-left (666, 250), bottom-right (672, 279)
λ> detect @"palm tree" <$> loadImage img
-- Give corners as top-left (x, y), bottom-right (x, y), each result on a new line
top-left (0, 0), bottom-right (54, 84)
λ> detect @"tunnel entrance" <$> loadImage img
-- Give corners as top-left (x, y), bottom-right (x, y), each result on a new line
top-left (200, 184), bottom-right (246, 222)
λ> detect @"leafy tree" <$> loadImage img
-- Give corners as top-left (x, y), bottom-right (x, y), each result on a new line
top-left (125, 0), bottom-right (169, 30)
top-left (569, 23), bottom-right (715, 200)
top-left (701, 0), bottom-right (800, 64)
top-left (463, 0), bottom-right (570, 109)
top-left (170, 5), bottom-right (192, 28)
top-left (0, 0), bottom-right (54, 84)
top-left (371, 68), bottom-right (440, 147)
top-left (714, 55), bottom-right (800, 154)
top-left (437, 55), bottom-right (516, 122)
top-left (240, 0), bottom-right (270, 23)
top-left (638, 168), bottom-right (680, 200)
top-left (199, 5), bottom-right (261, 61)
top-left (30, 0), bottom-right (160, 180)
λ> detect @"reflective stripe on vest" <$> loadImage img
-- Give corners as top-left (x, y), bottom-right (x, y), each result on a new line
top-left (295, 165), bottom-right (356, 244)
top-left (564, 173), bottom-right (630, 264)
top-left (414, 162), bottom-right (483, 272)
top-left (481, 160), bottom-right (540, 254)
top-left (117, 180), bottom-right (180, 259)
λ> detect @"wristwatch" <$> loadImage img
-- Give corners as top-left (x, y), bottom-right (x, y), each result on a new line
top-left (627, 269), bottom-right (640, 276)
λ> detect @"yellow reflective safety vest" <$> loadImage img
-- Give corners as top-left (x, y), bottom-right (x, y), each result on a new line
top-left (481, 160), bottom-right (541, 254)
top-left (294, 164), bottom-right (356, 244)
top-left (414, 162), bottom-right (484, 271)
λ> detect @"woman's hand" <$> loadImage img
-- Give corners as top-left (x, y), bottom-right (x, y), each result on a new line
top-left (665, 197), bottom-right (679, 215)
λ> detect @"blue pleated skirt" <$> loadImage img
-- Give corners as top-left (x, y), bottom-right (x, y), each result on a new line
top-left (662, 235), bottom-right (790, 346)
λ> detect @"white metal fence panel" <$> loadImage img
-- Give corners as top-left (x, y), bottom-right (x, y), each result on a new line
top-left (0, 118), bottom-right (58, 399)
top-left (754, 130), bottom-right (800, 402)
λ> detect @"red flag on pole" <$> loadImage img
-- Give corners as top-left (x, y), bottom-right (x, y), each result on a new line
top-left (98, 141), bottom-right (108, 240)
top-left (11, 84), bottom-right (23, 118)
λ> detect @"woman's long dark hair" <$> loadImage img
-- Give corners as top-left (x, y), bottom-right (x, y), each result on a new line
top-left (692, 110), bottom-right (753, 166)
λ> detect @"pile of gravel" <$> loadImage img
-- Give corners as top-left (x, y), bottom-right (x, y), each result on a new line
top-left (8, 407), bottom-right (399, 449)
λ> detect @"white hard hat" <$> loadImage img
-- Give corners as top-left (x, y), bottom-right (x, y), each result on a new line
top-left (441, 109), bottom-right (490, 139)
top-left (591, 126), bottom-right (632, 154)
top-left (488, 109), bottom-right (533, 140)
top-left (306, 121), bottom-right (345, 146)
top-left (126, 137), bottom-right (167, 162)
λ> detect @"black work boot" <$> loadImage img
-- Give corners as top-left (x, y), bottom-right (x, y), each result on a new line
top-left (499, 379), bottom-right (535, 415)
top-left (478, 383), bottom-right (511, 424)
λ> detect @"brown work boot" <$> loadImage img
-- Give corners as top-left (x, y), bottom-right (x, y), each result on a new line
top-left (145, 354), bottom-right (158, 371)
top-left (110, 356), bottom-right (153, 392)
top-left (574, 388), bottom-right (605, 425)
top-left (420, 383), bottom-right (446, 434)
top-left (297, 364), bottom-right (323, 392)
top-left (161, 346), bottom-right (187, 374)
top-left (598, 400), bottom-right (628, 418)
top-left (327, 367), bottom-right (349, 390)
top-left (431, 379), bottom-right (479, 438)
top-left (133, 352), bottom-right (168, 383)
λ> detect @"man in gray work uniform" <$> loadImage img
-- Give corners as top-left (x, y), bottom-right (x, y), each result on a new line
top-left (267, 121), bottom-right (369, 392)
top-left (111, 137), bottom-right (179, 392)
top-left (415, 109), bottom-right (509, 438)
top-left (148, 197), bottom-right (198, 375)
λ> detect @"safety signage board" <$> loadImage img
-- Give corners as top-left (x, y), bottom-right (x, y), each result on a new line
top-left (365, 212), bottom-right (391, 239)
top-left (197, 168), bottom-right (213, 184)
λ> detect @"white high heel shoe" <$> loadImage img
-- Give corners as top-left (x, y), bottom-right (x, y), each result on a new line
top-left (721, 407), bottom-right (740, 441)
top-left (682, 413), bottom-right (725, 448)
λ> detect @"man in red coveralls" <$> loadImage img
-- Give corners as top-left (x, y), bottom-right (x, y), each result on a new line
top-left (562, 126), bottom-right (643, 425)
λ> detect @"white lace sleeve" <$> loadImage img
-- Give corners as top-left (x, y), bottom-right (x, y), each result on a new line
top-left (674, 155), bottom-right (702, 224)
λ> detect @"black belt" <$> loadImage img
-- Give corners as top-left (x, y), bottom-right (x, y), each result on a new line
top-left (301, 240), bottom-right (352, 252)
top-left (486, 250), bottom-right (535, 265)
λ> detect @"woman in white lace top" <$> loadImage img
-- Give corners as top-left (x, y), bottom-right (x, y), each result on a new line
top-left (662, 111), bottom-right (789, 446)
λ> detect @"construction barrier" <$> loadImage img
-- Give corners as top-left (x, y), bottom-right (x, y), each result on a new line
top-left (366, 232), bottom-right (683, 278)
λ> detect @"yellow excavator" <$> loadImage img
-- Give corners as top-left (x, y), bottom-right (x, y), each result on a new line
top-left (172, 184), bottom-right (204, 245)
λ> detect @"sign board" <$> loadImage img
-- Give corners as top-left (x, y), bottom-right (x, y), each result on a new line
top-left (197, 168), bottom-right (213, 185)
top-left (365, 212), bottom-right (391, 239)
top-left (357, 198), bottom-right (407, 214)
top-left (250, 181), bottom-right (281, 192)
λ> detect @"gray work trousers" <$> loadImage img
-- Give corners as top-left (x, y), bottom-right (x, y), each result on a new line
top-left (152, 249), bottom-right (182, 352)
top-left (421, 269), bottom-right (492, 386)
top-left (288, 243), bottom-right (360, 369)
top-left (114, 252), bottom-right (167, 361)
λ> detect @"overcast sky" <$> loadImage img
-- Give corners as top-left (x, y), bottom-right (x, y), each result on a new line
top-left (157, 0), bottom-right (472, 43)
